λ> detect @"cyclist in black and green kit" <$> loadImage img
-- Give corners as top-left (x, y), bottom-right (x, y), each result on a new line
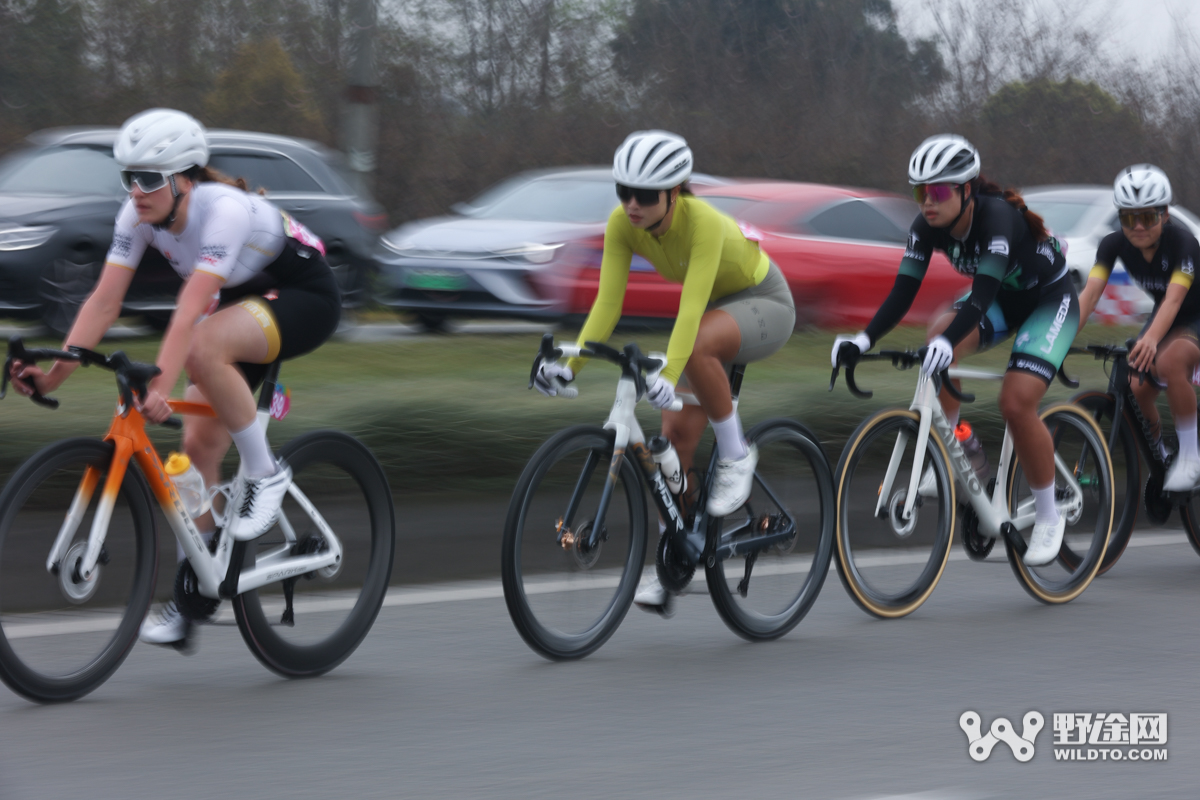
top-left (831, 134), bottom-right (1078, 566)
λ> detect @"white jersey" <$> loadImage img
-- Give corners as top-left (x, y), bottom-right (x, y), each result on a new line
top-left (106, 182), bottom-right (288, 288)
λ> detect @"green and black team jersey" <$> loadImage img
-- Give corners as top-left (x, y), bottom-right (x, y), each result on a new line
top-left (864, 193), bottom-right (1067, 347)
top-left (1091, 222), bottom-right (1200, 318)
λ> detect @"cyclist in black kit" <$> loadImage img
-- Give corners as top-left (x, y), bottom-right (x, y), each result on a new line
top-left (1078, 164), bottom-right (1200, 492)
top-left (831, 134), bottom-right (1078, 566)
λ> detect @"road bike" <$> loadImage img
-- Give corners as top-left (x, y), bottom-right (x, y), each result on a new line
top-left (501, 335), bottom-right (835, 659)
top-left (0, 337), bottom-right (395, 703)
top-left (1071, 341), bottom-right (1200, 568)
top-left (830, 348), bottom-right (1113, 618)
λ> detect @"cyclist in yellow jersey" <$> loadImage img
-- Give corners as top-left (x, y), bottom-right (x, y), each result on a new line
top-left (534, 130), bottom-right (795, 611)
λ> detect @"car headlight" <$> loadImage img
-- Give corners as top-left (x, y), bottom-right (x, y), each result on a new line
top-left (380, 233), bottom-right (412, 255)
top-left (493, 243), bottom-right (564, 264)
top-left (0, 225), bottom-right (56, 251)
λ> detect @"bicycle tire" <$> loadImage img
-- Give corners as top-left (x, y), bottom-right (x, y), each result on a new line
top-left (1179, 496), bottom-right (1200, 556)
top-left (501, 425), bottom-right (647, 660)
top-left (705, 418), bottom-right (835, 641)
top-left (233, 431), bottom-right (395, 678)
top-left (0, 438), bottom-right (157, 703)
top-left (1005, 404), bottom-right (1113, 604)
top-left (1068, 390), bottom-right (1139, 574)
top-left (833, 408), bottom-right (955, 619)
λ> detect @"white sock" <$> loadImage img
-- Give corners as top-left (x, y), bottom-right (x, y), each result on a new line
top-left (658, 519), bottom-right (667, 535)
top-left (1176, 416), bottom-right (1198, 462)
top-left (1031, 483), bottom-right (1060, 525)
top-left (229, 420), bottom-right (276, 479)
top-left (711, 412), bottom-right (748, 461)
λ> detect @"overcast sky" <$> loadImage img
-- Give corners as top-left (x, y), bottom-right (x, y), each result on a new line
top-left (891, 0), bottom-right (1200, 64)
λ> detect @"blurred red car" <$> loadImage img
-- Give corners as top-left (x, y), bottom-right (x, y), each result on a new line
top-left (547, 181), bottom-right (970, 330)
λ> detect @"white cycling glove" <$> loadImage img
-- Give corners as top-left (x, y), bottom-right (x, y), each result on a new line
top-left (831, 332), bottom-right (872, 368)
top-left (646, 375), bottom-right (677, 410)
top-left (534, 362), bottom-right (577, 398)
top-left (922, 335), bottom-right (954, 376)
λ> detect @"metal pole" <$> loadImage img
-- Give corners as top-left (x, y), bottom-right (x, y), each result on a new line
top-left (341, 0), bottom-right (378, 196)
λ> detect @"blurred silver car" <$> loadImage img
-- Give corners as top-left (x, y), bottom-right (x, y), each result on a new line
top-left (375, 167), bottom-right (724, 330)
top-left (1024, 185), bottom-right (1200, 317)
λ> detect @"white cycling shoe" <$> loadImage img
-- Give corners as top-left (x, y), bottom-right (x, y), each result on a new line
top-left (225, 462), bottom-right (292, 541)
top-left (633, 577), bottom-right (675, 617)
top-left (1023, 516), bottom-right (1066, 566)
top-left (1163, 456), bottom-right (1200, 493)
top-left (706, 444), bottom-right (758, 517)
top-left (139, 601), bottom-right (193, 651)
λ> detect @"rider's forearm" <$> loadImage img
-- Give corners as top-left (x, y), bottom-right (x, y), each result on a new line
top-left (863, 274), bottom-right (922, 345)
top-left (43, 287), bottom-right (125, 389)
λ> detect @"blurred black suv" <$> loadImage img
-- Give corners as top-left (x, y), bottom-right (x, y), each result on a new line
top-left (0, 127), bottom-right (386, 332)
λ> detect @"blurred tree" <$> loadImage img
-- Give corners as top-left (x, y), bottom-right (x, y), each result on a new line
top-left (610, 0), bottom-right (943, 188)
top-left (204, 37), bottom-right (328, 139)
top-left (976, 78), bottom-right (1146, 188)
top-left (0, 0), bottom-right (89, 142)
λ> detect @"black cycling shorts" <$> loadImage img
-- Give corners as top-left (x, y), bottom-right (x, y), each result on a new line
top-left (952, 275), bottom-right (1080, 384)
top-left (218, 238), bottom-right (341, 391)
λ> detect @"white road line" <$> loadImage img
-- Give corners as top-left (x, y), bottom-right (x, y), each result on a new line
top-left (2, 530), bottom-right (1190, 639)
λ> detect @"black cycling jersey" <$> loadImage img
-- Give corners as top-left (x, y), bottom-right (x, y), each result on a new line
top-left (864, 193), bottom-right (1068, 347)
top-left (1092, 221), bottom-right (1200, 319)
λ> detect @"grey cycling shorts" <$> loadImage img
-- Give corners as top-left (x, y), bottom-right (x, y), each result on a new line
top-left (677, 262), bottom-right (794, 389)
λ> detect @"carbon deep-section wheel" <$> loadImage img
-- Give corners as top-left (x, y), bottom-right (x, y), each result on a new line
top-left (705, 418), bottom-right (835, 641)
top-left (0, 438), bottom-right (157, 703)
top-left (233, 431), bottom-right (395, 677)
top-left (833, 409), bottom-right (955, 618)
top-left (1069, 390), bottom-right (1139, 574)
top-left (1005, 404), bottom-right (1113, 604)
top-left (501, 425), bottom-right (647, 660)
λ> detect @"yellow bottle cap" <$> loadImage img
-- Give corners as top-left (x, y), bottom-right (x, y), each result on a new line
top-left (164, 452), bottom-right (192, 476)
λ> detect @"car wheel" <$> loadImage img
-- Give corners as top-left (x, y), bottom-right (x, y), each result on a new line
top-left (40, 256), bottom-right (100, 336)
top-left (417, 312), bottom-right (449, 332)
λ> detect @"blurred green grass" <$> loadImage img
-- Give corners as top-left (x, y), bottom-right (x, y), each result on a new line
top-left (0, 323), bottom-right (1145, 497)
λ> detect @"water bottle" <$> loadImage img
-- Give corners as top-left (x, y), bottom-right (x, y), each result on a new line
top-left (164, 452), bottom-right (211, 518)
top-left (954, 421), bottom-right (990, 482)
top-left (648, 435), bottom-right (686, 495)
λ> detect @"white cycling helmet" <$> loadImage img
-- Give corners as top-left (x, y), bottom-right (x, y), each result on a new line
top-left (114, 108), bottom-right (209, 173)
top-left (908, 134), bottom-right (980, 185)
top-left (612, 130), bottom-right (693, 190)
top-left (1114, 164), bottom-right (1172, 209)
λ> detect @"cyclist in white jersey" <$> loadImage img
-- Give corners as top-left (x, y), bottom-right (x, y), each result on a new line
top-left (8, 109), bottom-right (342, 649)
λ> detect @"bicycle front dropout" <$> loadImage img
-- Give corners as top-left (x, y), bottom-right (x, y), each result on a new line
top-left (832, 355), bottom-right (956, 619)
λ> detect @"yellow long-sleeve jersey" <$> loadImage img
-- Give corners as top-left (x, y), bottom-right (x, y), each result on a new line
top-left (566, 195), bottom-right (769, 385)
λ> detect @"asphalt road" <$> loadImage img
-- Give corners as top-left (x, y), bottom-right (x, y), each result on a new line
top-left (1, 524), bottom-right (1197, 799)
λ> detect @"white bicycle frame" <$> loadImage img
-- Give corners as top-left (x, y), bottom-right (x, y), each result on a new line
top-left (876, 367), bottom-right (1084, 539)
top-left (47, 404), bottom-right (343, 601)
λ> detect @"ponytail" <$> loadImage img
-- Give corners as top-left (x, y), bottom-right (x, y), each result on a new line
top-left (181, 165), bottom-right (266, 196)
top-left (972, 176), bottom-right (1049, 241)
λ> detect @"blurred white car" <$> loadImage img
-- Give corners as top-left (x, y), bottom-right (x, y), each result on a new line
top-left (1023, 185), bottom-right (1200, 321)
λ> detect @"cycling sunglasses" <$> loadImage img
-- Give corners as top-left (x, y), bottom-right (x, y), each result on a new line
top-left (119, 170), bottom-right (172, 193)
top-left (911, 183), bottom-right (958, 204)
top-left (1119, 209), bottom-right (1164, 230)
top-left (616, 184), bottom-right (664, 206)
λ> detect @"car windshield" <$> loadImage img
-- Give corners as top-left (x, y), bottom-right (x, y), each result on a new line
top-left (0, 146), bottom-right (124, 196)
top-left (470, 177), bottom-right (619, 223)
top-left (1023, 200), bottom-right (1094, 237)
